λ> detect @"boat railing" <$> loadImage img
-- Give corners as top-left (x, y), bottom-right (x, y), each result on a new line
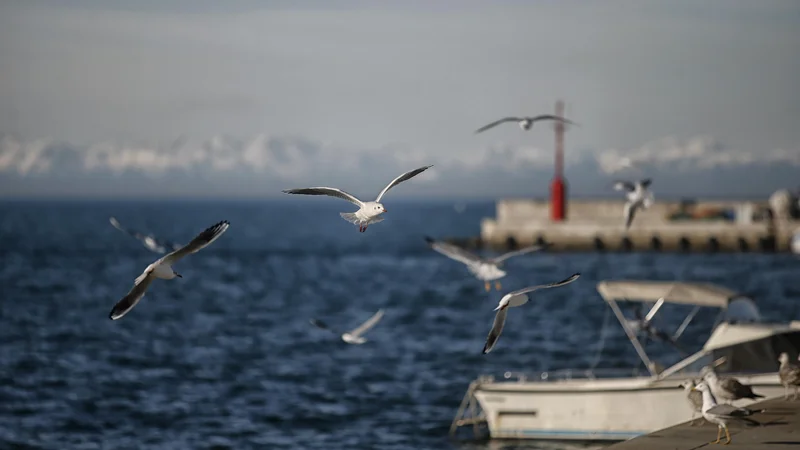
top-left (498, 367), bottom-right (649, 382)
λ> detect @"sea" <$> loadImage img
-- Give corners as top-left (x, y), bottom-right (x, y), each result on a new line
top-left (1, 199), bottom-right (798, 450)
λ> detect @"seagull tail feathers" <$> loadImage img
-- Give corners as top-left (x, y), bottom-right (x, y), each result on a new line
top-left (339, 212), bottom-right (361, 225)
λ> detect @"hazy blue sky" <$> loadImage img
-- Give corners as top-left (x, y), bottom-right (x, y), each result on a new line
top-left (0, 0), bottom-right (798, 198)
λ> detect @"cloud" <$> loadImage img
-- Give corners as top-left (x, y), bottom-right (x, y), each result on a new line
top-left (1, 132), bottom-right (798, 199)
top-left (596, 135), bottom-right (800, 174)
top-left (0, 133), bottom-right (563, 179)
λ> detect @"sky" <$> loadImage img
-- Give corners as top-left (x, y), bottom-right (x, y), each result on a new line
top-left (0, 0), bottom-right (798, 199)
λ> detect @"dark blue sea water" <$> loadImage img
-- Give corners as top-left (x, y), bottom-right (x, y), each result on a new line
top-left (1, 199), bottom-right (799, 450)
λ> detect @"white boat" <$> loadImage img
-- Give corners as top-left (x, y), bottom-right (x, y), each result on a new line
top-left (450, 280), bottom-right (800, 442)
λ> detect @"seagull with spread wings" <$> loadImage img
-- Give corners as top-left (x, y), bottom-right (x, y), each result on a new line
top-left (424, 236), bottom-right (548, 291)
top-left (108, 220), bottom-right (230, 320)
top-left (613, 179), bottom-right (654, 230)
top-left (483, 273), bottom-right (580, 354)
top-left (310, 309), bottom-right (385, 345)
top-left (109, 216), bottom-right (183, 254)
top-left (474, 115), bottom-right (577, 134)
top-left (282, 165), bottom-right (433, 233)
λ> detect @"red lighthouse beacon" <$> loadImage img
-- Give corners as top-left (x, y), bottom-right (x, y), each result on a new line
top-left (550, 100), bottom-right (567, 221)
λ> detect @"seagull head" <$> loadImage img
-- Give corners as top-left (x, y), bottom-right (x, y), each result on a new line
top-left (493, 298), bottom-right (509, 312)
top-left (778, 352), bottom-right (789, 364)
top-left (519, 119), bottom-right (533, 130)
top-left (372, 203), bottom-right (386, 214)
top-left (692, 381), bottom-right (709, 393)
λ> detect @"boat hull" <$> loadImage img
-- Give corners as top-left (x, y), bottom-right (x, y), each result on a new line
top-left (472, 373), bottom-right (783, 441)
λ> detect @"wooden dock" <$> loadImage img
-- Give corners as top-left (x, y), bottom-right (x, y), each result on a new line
top-left (607, 396), bottom-right (800, 450)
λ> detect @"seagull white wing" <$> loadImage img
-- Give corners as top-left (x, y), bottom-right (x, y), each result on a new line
top-left (109, 216), bottom-right (183, 253)
top-left (159, 220), bottom-right (230, 265)
top-left (529, 114), bottom-right (578, 126)
top-left (488, 244), bottom-right (547, 264)
top-left (482, 307), bottom-right (507, 354)
top-left (109, 216), bottom-right (149, 241)
top-left (474, 117), bottom-right (522, 134)
top-left (375, 165), bottom-right (433, 202)
top-left (108, 269), bottom-right (156, 320)
top-left (614, 181), bottom-right (636, 192)
top-left (424, 236), bottom-right (482, 266)
top-left (348, 309), bottom-right (385, 337)
top-left (502, 273), bottom-right (581, 308)
top-left (281, 187), bottom-right (364, 207)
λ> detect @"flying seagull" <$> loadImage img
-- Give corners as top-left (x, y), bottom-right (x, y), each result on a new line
top-left (282, 165), bottom-right (433, 233)
top-left (613, 179), bottom-right (654, 230)
top-left (108, 220), bottom-right (230, 320)
top-left (474, 115), bottom-right (577, 134)
top-left (424, 236), bottom-right (548, 291)
top-left (778, 352), bottom-right (800, 400)
top-left (310, 309), bottom-right (385, 344)
top-left (692, 381), bottom-right (762, 445)
top-left (109, 216), bottom-right (183, 254)
top-left (483, 273), bottom-right (580, 354)
top-left (679, 379), bottom-right (704, 426)
top-left (700, 366), bottom-right (764, 405)
top-left (628, 302), bottom-right (687, 355)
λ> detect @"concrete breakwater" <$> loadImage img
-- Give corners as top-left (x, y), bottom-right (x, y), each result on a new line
top-left (452, 198), bottom-right (800, 252)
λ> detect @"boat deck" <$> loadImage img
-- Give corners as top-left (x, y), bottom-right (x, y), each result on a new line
top-left (607, 396), bottom-right (800, 450)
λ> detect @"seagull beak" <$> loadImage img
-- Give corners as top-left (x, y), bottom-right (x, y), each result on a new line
top-left (383, 208), bottom-right (388, 213)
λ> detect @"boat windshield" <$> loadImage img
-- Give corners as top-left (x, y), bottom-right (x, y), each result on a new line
top-left (723, 296), bottom-right (762, 324)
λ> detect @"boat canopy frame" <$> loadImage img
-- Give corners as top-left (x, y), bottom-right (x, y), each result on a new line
top-left (595, 280), bottom-right (741, 377)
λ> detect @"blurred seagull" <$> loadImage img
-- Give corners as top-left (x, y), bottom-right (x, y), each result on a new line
top-left (424, 236), bottom-right (547, 291)
top-left (692, 381), bottom-right (762, 445)
top-left (613, 179), bottom-right (654, 230)
top-left (474, 114), bottom-right (577, 134)
top-left (679, 379), bottom-right (704, 426)
top-left (109, 216), bottom-right (183, 254)
top-left (108, 220), bottom-right (230, 320)
top-left (483, 273), bottom-right (580, 354)
top-left (701, 366), bottom-right (764, 405)
top-left (282, 165), bottom-right (433, 233)
top-left (778, 352), bottom-right (800, 400)
top-left (310, 309), bottom-right (385, 345)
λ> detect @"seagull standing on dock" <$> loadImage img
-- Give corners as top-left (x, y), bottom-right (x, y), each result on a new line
top-left (281, 165), bottom-right (433, 233)
top-left (108, 220), bottom-right (230, 320)
top-left (473, 115), bottom-right (577, 134)
top-left (310, 309), bottom-right (385, 345)
top-left (482, 273), bottom-right (580, 354)
top-left (613, 179), bottom-right (654, 230)
top-left (692, 381), bottom-right (762, 445)
top-left (424, 236), bottom-right (548, 291)
top-left (701, 366), bottom-right (765, 405)
top-left (679, 379), bottom-right (704, 426)
top-left (109, 217), bottom-right (183, 254)
top-left (778, 352), bottom-right (800, 400)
